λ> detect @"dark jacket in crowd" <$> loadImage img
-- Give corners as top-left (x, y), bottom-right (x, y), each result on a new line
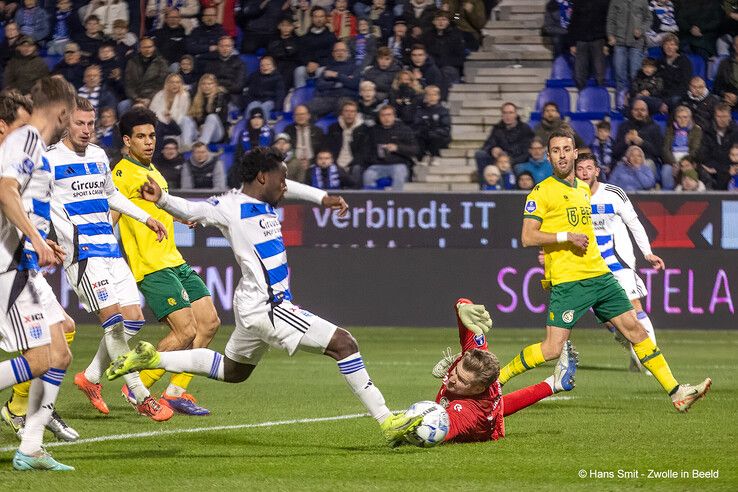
top-left (410, 56), bottom-right (444, 88)
top-left (202, 53), bottom-right (247, 96)
top-left (52, 59), bottom-right (88, 89)
top-left (73, 32), bottom-right (106, 59)
top-left (190, 91), bottom-right (229, 129)
top-left (698, 119), bottom-right (738, 190)
top-left (680, 90), bottom-right (719, 131)
top-left (244, 70), bottom-right (286, 110)
top-left (403, 3), bottom-right (437, 33)
top-left (481, 118), bottom-right (535, 164)
top-left (186, 22), bottom-right (227, 56)
top-left (389, 85), bottom-right (422, 125)
top-left (152, 25), bottom-right (187, 64)
top-left (675, 0), bottom-right (722, 58)
top-left (326, 120), bottom-right (366, 167)
top-left (358, 98), bottom-right (384, 126)
top-left (613, 116), bottom-right (665, 162)
top-left (361, 60), bottom-right (401, 99)
top-left (713, 57), bottom-right (738, 99)
top-left (631, 69), bottom-right (664, 99)
top-left (97, 56), bottom-right (126, 99)
top-left (658, 54), bottom-right (693, 99)
top-left (362, 120), bottom-right (419, 170)
top-left (422, 26), bottom-right (465, 71)
top-left (284, 123), bottom-right (325, 154)
top-left (237, 0), bottom-right (284, 35)
top-left (567, 0), bottom-right (609, 42)
top-left (304, 164), bottom-right (356, 190)
top-left (414, 102), bottom-right (451, 144)
top-left (154, 152), bottom-right (185, 189)
top-left (315, 59), bottom-right (360, 98)
top-left (297, 27), bottom-right (335, 65)
top-left (267, 34), bottom-right (301, 88)
top-left (3, 52), bottom-right (50, 94)
top-left (124, 51), bottom-right (170, 100)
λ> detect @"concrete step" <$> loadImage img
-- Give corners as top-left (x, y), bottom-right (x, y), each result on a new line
top-left (482, 19), bottom-right (543, 30)
top-left (431, 157), bottom-right (471, 167)
top-left (439, 148), bottom-right (471, 158)
top-left (487, 34), bottom-right (547, 45)
top-left (422, 173), bottom-right (475, 183)
top-left (451, 128), bottom-right (488, 139)
top-left (483, 37), bottom-right (552, 53)
top-left (449, 140), bottom-right (484, 149)
top-left (468, 66), bottom-right (551, 77)
top-left (403, 182), bottom-right (451, 192)
top-left (463, 75), bottom-right (545, 85)
top-left (450, 183), bottom-right (481, 192)
top-left (469, 49), bottom-right (552, 62)
top-left (449, 83), bottom-right (502, 92)
top-left (415, 164), bottom-right (474, 179)
top-left (451, 115), bottom-right (486, 125)
top-left (498, 11), bottom-right (544, 22)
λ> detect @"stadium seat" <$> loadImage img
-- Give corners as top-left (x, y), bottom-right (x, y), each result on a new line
top-left (289, 86), bottom-right (315, 110)
top-left (687, 54), bottom-right (706, 80)
top-left (315, 115), bottom-right (337, 133)
top-left (239, 54), bottom-right (260, 75)
top-left (647, 46), bottom-right (662, 58)
top-left (576, 86), bottom-right (611, 115)
top-left (708, 55), bottom-right (726, 82)
top-left (272, 114), bottom-right (293, 134)
top-left (528, 111), bottom-right (541, 128)
top-left (652, 113), bottom-right (667, 134)
top-left (220, 144), bottom-right (235, 172)
top-left (550, 55), bottom-right (574, 80)
top-left (43, 55), bottom-right (62, 70)
top-left (568, 118), bottom-right (595, 146)
top-left (535, 87), bottom-right (570, 113)
top-left (229, 119), bottom-right (246, 146)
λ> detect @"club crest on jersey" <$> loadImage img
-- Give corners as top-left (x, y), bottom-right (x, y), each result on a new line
top-left (439, 397), bottom-right (449, 408)
top-left (16, 158), bottom-right (34, 176)
top-left (96, 287), bottom-right (109, 302)
top-left (597, 204), bottom-right (606, 214)
top-left (181, 289), bottom-right (190, 302)
top-left (29, 324), bottom-right (43, 339)
top-left (474, 334), bottom-right (485, 346)
top-left (562, 310), bottom-right (575, 324)
top-left (167, 297), bottom-right (177, 306)
top-left (525, 200), bottom-right (537, 213)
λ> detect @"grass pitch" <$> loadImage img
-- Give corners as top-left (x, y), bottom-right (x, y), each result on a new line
top-left (0, 325), bottom-right (735, 491)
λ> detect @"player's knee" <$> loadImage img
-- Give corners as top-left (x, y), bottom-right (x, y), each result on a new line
top-left (199, 311), bottom-right (221, 337)
top-left (50, 345), bottom-right (72, 369)
top-left (23, 346), bottom-right (51, 378)
top-left (326, 328), bottom-right (358, 360)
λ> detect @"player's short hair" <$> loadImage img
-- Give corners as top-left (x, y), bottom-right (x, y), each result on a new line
top-left (462, 349), bottom-right (500, 388)
top-left (547, 127), bottom-right (577, 150)
top-left (0, 90), bottom-right (32, 123)
top-left (595, 120), bottom-right (610, 130)
top-left (30, 77), bottom-right (76, 110)
top-left (239, 147), bottom-right (284, 184)
top-left (118, 107), bottom-right (157, 138)
top-left (75, 96), bottom-right (95, 113)
top-left (575, 152), bottom-right (598, 167)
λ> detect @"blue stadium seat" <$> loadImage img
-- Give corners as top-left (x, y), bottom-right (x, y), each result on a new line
top-left (315, 115), bottom-right (337, 133)
top-left (220, 144), bottom-right (235, 172)
top-left (576, 86), bottom-right (610, 115)
top-left (550, 55), bottom-right (574, 80)
top-left (229, 119), bottom-right (246, 146)
top-left (43, 55), bottom-right (62, 70)
top-left (687, 54), bottom-right (706, 80)
top-left (568, 118), bottom-right (595, 146)
top-left (290, 86), bottom-right (315, 109)
top-left (708, 55), bottom-right (726, 82)
top-left (652, 113), bottom-right (667, 134)
top-left (239, 54), bottom-right (260, 75)
top-left (647, 46), bottom-right (662, 58)
top-left (528, 111), bottom-right (541, 127)
top-left (272, 114), bottom-right (293, 134)
top-left (535, 87), bottom-right (570, 113)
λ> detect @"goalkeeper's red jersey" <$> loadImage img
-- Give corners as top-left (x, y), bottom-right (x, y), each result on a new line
top-left (434, 317), bottom-right (505, 443)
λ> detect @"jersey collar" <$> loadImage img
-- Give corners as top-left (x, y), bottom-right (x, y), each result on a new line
top-left (552, 175), bottom-right (577, 188)
top-left (126, 155), bottom-right (153, 170)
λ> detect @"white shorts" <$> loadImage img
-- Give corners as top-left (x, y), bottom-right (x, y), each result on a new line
top-left (65, 256), bottom-right (140, 313)
top-left (613, 268), bottom-right (648, 301)
top-left (0, 271), bottom-right (51, 352)
top-left (225, 300), bottom-right (338, 366)
top-left (34, 274), bottom-right (66, 326)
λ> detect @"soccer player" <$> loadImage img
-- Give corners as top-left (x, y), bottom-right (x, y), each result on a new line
top-left (497, 129), bottom-right (711, 413)
top-left (0, 90), bottom-right (80, 443)
top-left (106, 147), bottom-right (420, 446)
top-left (574, 153), bottom-right (664, 373)
top-left (46, 96), bottom-right (173, 421)
top-left (0, 77), bottom-right (77, 471)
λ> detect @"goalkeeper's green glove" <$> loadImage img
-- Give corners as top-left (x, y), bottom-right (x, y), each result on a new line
top-left (457, 303), bottom-right (492, 335)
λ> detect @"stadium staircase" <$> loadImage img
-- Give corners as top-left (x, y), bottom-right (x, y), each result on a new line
top-left (409, 0), bottom-right (550, 191)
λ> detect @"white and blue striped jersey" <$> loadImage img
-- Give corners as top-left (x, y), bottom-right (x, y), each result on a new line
top-left (156, 182), bottom-right (325, 314)
top-left (0, 125), bottom-right (52, 273)
top-left (590, 183), bottom-right (653, 272)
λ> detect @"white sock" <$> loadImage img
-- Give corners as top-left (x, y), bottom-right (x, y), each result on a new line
top-left (0, 356), bottom-right (33, 390)
top-left (337, 352), bottom-right (391, 423)
top-left (544, 375), bottom-right (556, 393)
top-left (159, 349), bottom-right (225, 381)
top-left (629, 312), bottom-right (657, 370)
top-left (19, 368), bottom-right (66, 455)
top-left (123, 319), bottom-right (145, 338)
top-left (84, 321), bottom-right (138, 384)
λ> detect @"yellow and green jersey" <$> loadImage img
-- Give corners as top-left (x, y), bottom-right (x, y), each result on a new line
top-left (522, 175), bottom-right (609, 286)
top-left (113, 156), bottom-right (184, 281)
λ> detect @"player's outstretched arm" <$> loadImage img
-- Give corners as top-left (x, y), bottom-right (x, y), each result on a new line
top-left (285, 180), bottom-right (349, 216)
top-left (0, 177), bottom-right (57, 266)
top-left (140, 176), bottom-right (227, 228)
top-left (108, 190), bottom-right (168, 241)
top-left (521, 218), bottom-right (588, 254)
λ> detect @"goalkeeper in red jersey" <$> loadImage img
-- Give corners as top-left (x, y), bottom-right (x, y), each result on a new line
top-left (400, 298), bottom-right (578, 445)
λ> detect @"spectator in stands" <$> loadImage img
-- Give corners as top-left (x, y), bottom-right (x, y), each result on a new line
top-left (590, 120), bottom-right (614, 175)
top-left (237, 0), bottom-right (283, 54)
top-left (443, 0), bottom-right (486, 51)
top-left (96, 41), bottom-right (125, 99)
top-left (514, 137), bottom-right (553, 184)
top-left (349, 17), bottom-right (378, 71)
top-left (568, 0), bottom-right (609, 90)
top-left (361, 104), bottom-right (418, 190)
top-left (543, 0), bottom-right (570, 58)
top-left (121, 37), bottom-right (168, 113)
top-left (286, 104), bottom-right (325, 180)
top-left (268, 16), bottom-right (300, 90)
top-left (0, 22), bottom-right (21, 77)
top-left (84, 0), bottom-right (129, 36)
top-left (713, 36), bottom-right (738, 108)
top-left (230, 106), bottom-right (274, 186)
top-left (182, 141), bottom-right (227, 190)
top-left (697, 102), bottom-right (738, 190)
top-left (48, 0), bottom-right (80, 55)
top-left (609, 145), bottom-right (656, 190)
top-left (475, 102), bottom-right (534, 177)
top-left (662, 105), bottom-right (701, 189)
top-left (78, 64), bottom-right (118, 112)
top-left (3, 36), bottom-right (48, 94)
top-left (307, 40), bottom-right (360, 118)
top-left (330, 0), bottom-right (357, 39)
top-left (155, 137), bottom-right (185, 188)
top-left (327, 99), bottom-right (365, 184)
top-left (675, 168), bottom-right (706, 191)
top-left (111, 19), bottom-right (136, 60)
top-left (181, 73), bottom-right (228, 147)
top-left (681, 76), bottom-right (719, 131)
top-left (495, 153), bottom-right (516, 190)
top-left (516, 170), bottom-right (535, 190)
top-left (357, 80), bottom-right (383, 125)
top-left (414, 85), bottom-right (450, 164)
top-left (273, 132), bottom-right (296, 174)
top-left (480, 164), bottom-right (502, 190)
top-left (292, 0), bottom-right (312, 36)
top-left (613, 98), bottom-right (663, 164)
top-left (675, 0), bottom-right (722, 59)
top-left (96, 106), bottom-right (121, 162)
top-left (14, 0), bottom-right (49, 43)
top-left (408, 44), bottom-right (445, 96)
top-left (657, 33), bottom-right (692, 110)
top-left (75, 15), bottom-right (108, 60)
top-left (294, 6), bottom-right (335, 88)
top-left (646, 0), bottom-right (678, 47)
top-left (152, 7), bottom-right (186, 66)
top-left (423, 11), bottom-right (464, 89)
top-left (630, 57), bottom-right (664, 114)
top-left (676, 154), bottom-right (714, 190)
top-left (728, 144), bottom-right (738, 191)
top-left (388, 19), bottom-right (412, 65)
top-left (53, 41), bottom-right (88, 89)
top-left (367, 0), bottom-right (394, 41)
top-left (150, 72), bottom-right (191, 146)
top-left (362, 47), bottom-right (401, 100)
top-left (146, 0), bottom-right (199, 34)
top-left (305, 148), bottom-right (356, 189)
top-left (201, 0), bottom-right (236, 37)
top-left (389, 70), bottom-right (423, 125)
top-left (534, 102), bottom-right (583, 147)
top-left (404, 0), bottom-right (436, 34)
top-left (186, 6), bottom-right (225, 57)
top-left (607, 0), bottom-right (651, 99)
top-left (178, 54), bottom-right (198, 92)
top-left (203, 35), bottom-right (246, 110)
top-left (243, 55), bottom-right (285, 119)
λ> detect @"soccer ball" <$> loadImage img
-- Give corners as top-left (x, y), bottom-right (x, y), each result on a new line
top-left (403, 401), bottom-right (449, 448)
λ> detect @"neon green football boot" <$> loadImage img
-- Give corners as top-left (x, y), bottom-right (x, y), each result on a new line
top-left (380, 412), bottom-right (424, 448)
top-left (105, 341), bottom-right (161, 381)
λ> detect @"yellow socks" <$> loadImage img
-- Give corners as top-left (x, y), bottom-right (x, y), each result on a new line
top-left (166, 372), bottom-right (193, 397)
top-left (64, 330), bottom-right (76, 344)
top-left (8, 382), bottom-right (30, 416)
top-left (139, 369), bottom-right (166, 388)
top-left (499, 342), bottom-right (546, 385)
top-left (632, 338), bottom-right (679, 394)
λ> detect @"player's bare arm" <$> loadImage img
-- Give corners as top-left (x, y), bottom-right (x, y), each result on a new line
top-left (645, 254), bottom-right (665, 270)
top-left (521, 218), bottom-right (588, 253)
top-left (322, 195), bottom-right (349, 217)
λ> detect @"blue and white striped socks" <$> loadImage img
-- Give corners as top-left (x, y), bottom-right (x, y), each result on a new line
top-left (124, 320), bottom-right (145, 338)
top-left (0, 356), bottom-right (33, 390)
top-left (337, 352), bottom-right (391, 423)
top-left (157, 349), bottom-right (225, 381)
